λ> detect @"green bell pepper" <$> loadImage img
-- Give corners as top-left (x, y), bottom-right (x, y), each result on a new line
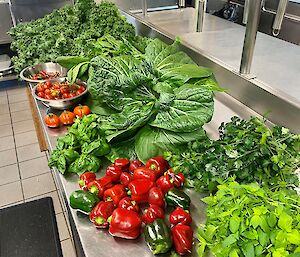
top-left (144, 219), bottom-right (172, 254)
top-left (165, 188), bottom-right (191, 210)
top-left (69, 190), bottom-right (99, 214)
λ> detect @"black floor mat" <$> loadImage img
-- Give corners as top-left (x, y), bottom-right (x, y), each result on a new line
top-left (0, 197), bottom-right (63, 257)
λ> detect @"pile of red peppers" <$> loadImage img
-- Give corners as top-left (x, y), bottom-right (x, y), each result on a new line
top-left (69, 156), bottom-right (194, 256)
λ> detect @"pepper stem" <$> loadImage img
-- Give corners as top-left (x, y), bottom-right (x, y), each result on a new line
top-left (78, 180), bottom-right (85, 187)
top-left (89, 185), bottom-right (98, 195)
top-left (107, 216), bottom-right (112, 223)
top-left (150, 163), bottom-right (157, 170)
top-left (106, 196), bottom-right (113, 202)
top-left (94, 216), bottom-right (105, 225)
top-left (127, 190), bottom-right (132, 196)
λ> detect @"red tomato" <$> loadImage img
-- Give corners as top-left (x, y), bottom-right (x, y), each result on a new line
top-left (75, 90), bottom-right (82, 96)
top-left (69, 93), bottom-right (76, 98)
top-left (44, 89), bottom-right (51, 95)
top-left (52, 84), bottom-right (60, 90)
top-left (62, 93), bottom-right (69, 99)
top-left (37, 92), bottom-right (45, 98)
top-left (44, 94), bottom-right (53, 100)
top-left (44, 113), bottom-right (60, 128)
top-left (36, 84), bottom-right (44, 92)
top-left (44, 81), bottom-right (51, 88)
top-left (79, 86), bottom-right (86, 92)
top-left (59, 111), bottom-right (75, 125)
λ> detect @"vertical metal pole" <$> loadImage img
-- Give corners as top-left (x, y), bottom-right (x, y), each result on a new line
top-left (196, 0), bottom-right (205, 32)
top-left (239, 0), bottom-right (262, 74)
top-left (142, 0), bottom-right (147, 16)
top-left (242, 0), bottom-right (250, 24)
top-left (179, 0), bottom-right (186, 8)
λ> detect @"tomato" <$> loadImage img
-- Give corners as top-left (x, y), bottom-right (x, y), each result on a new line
top-left (79, 86), bottom-right (86, 92)
top-left (59, 111), bottom-right (75, 125)
top-left (44, 88), bottom-right (51, 95)
top-left (73, 105), bottom-right (91, 117)
top-left (37, 92), bottom-right (45, 98)
top-left (69, 93), bottom-right (76, 98)
top-left (44, 81), bottom-right (51, 88)
top-left (52, 83), bottom-right (60, 90)
top-left (36, 84), bottom-right (44, 92)
top-left (44, 94), bottom-right (53, 100)
top-left (62, 93), bottom-right (69, 99)
top-left (44, 113), bottom-right (60, 128)
top-left (75, 90), bottom-right (82, 96)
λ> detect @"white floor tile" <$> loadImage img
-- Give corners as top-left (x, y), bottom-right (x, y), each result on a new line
top-left (0, 149), bottom-right (17, 167)
top-left (0, 164), bottom-right (20, 185)
top-left (19, 156), bottom-right (50, 179)
top-left (16, 143), bottom-right (45, 162)
top-left (13, 119), bottom-right (35, 134)
top-left (0, 113), bottom-right (11, 125)
top-left (56, 213), bottom-right (71, 241)
top-left (22, 172), bottom-right (56, 198)
top-left (0, 135), bottom-right (15, 151)
top-left (11, 110), bottom-right (33, 123)
top-left (0, 124), bottom-right (13, 138)
top-left (10, 100), bottom-right (30, 113)
top-left (61, 239), bottom-right (76, 257)
top-left (0, 181), bottom-right (23, 207)
top-left (15, 130), bottom-right (38, 147)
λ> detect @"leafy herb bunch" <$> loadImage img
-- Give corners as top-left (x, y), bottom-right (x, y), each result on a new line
top-left (198, 181), bottom-right (300, 257)
top-left (165, 116), bottom-right (300, 192)
top-left (48, 114), bottom-right (110, 175)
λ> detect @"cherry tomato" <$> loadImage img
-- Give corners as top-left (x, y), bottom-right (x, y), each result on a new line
top-left (79, 86), bottom-right (86, 92)
top-left (69, 93), bottom-right (76, 98)
top-left (44, 81), bottom-right (51, 88)
top-left (44, 113), bottom-right (60, 128)
top-left (73, 105), bottom-right (91, 117)
top-left (37, 92), bottom-right (45, 98)
top-left (44, 89), bottom-right (51, 95)
top-left (52, 84), bottom-right (60, 90)
top-left (60, 86), bottom-right (68, 94)
top-left (51, 90), bottom-right (59, 97)
top-left (75, 90), bottom-right (82, 96)
top-left (62, 93), bottom-right (69, 99)
top-left (36, 84), bottom-right (44, 92)
top-left (59, 111), bottom-right (75, 125)
top-left (44, 94), bottom-right (53, 100)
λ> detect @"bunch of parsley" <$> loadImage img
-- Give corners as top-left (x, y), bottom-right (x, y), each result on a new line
top-left (198, 181), bottom-right (300, 257)
top-left (9, 0), bottom-right (136, 72)
top-left (165, 116), bottom-right (300, 192)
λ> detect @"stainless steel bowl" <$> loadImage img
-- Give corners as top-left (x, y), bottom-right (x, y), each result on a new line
top-left (20, 62), bottom-right (68, 85)
top-left (32, 78), bottom-right (88, 110)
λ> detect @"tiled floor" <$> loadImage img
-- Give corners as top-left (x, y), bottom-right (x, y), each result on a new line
top-left (0, 83), bottom-right (76, 257)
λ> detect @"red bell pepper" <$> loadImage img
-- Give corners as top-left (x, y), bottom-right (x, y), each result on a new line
top-left (105, 165), bottom-right (122, 182)
top-left (156, 175), bottom-right (174, 195)
top-left (120, 172), bottom-right (133, 187)
top-left (89, 201), bottom-right (115, 228)
top-left (128, 179), bottom-right (155, 203)
top-left (145, 156), bottom-right (169, 177)
top-left (171, 224), bottom-right (193, 255)
top-left (142, 205), bottom-right (165, 224)
top-left (133, 167), bottom-right (157, 182)
top-left (88, 176), bottom-right (114, 199)
top-left (114, 158), bottom-right (130, 171)
top-left (129, 159), bottom-right (143, 173)
top-left (104, 184), bottom-right (127, 206)
top-left (108, 208), bottom-right (142, 239)
top-left (148, 187), bottom-right (165, 208)
top-left (169, 207), bottom-right (192, 226)
top-left (165, 169), bottom-right (185, 188)
top-left (78, 172), bottom-right (96, 191)
top-left (118, 197), bottom-right (140, 213)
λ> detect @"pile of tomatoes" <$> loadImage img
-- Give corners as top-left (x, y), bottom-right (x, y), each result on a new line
top-left (35, 81), bottom-right (86, 100)
top-left (30, 70), bottom-right (60, 80)
top-left (44, 105), bottom-right (91, 128)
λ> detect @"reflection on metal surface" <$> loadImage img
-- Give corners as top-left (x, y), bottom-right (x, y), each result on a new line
top-left (196, 0), bottom-right (205, 32)
top-left (239, 0), bottom-right (262, 74)
top-left (272, 0), bottom-right (289, 36)
top-left (142, 0), bottom-right (147, 16)
top-left (243, 0), bottom-right (250, 24)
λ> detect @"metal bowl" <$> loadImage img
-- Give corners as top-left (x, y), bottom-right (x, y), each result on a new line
top-left (20, 62), bottom-right (68, 85)
top-left (32, 78), bottom-right (88, 110)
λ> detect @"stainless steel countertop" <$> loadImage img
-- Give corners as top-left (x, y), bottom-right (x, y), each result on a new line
top-left (138, 8), bottom-right (300, 102)
top-left (31, 83), bottom-right (259, 257)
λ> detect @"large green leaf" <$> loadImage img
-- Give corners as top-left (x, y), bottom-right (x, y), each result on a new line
top-left (135, 125), bottom-right (206, 163)
top-left (150, 83), bottom-right (214, 132)
top-left (101, 100), bottom-right (155, 142)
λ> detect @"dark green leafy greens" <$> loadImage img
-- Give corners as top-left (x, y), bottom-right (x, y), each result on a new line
top-left (198, 181), bottom-right (300, 257)
top-left (86, 38), bottom-right (223, 162)
top-left (48, 114), bottom-right (110, 174)
top-left (9, 0), bottom-right (136, 72)
top-left (165, 116), bottom-right (300, 192)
